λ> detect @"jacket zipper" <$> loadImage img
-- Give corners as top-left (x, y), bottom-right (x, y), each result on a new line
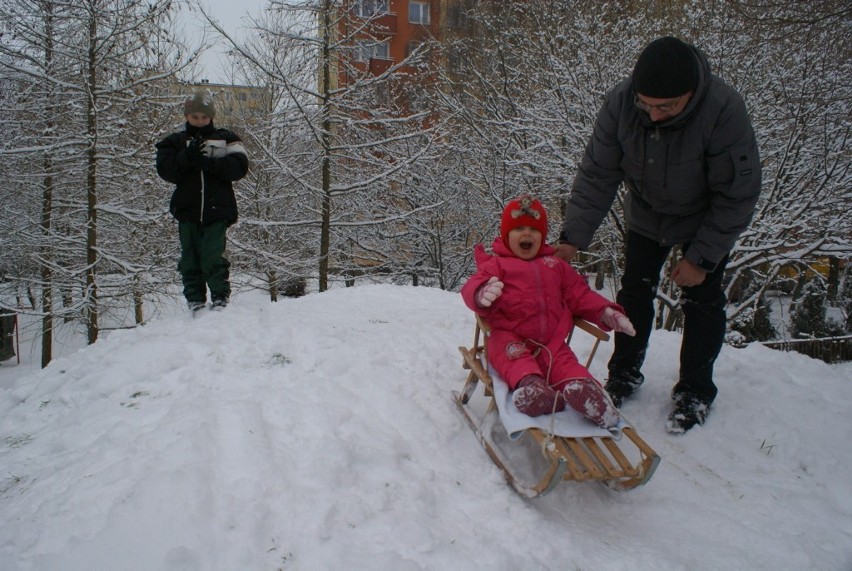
top-left (534, 262), bottom-right (547, 339)
top-left (199, 169), bottom-right (205, 225)
top-left (651, 126), bottom-right (668, 189)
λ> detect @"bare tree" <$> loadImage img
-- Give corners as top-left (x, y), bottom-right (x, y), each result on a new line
top-left (432, 0), bottom-right (644, 288)
top-left (206, 0), bottom-right (442, 292)
top-left (704, 1), bottom-right (852, 321)
top-left (0, 0), bottom-right (196, 364)
top-left (433, 0), bottom-right (851, 335)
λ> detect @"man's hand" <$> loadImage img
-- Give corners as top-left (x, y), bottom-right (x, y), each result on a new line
top-left (554, 243), bottom-right (578, 262)
top-left (671, 259), bottom-right (707, 287)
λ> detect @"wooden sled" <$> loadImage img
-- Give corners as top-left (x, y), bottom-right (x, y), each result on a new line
top-left (455, 315), bottom-right (660, 498)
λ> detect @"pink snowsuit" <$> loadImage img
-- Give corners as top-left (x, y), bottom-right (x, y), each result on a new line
top-left (461, 238), bottom-right (624, 391)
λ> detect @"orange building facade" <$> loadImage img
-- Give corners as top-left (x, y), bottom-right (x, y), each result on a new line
top-left (341, 0), bottom-right (442, 76)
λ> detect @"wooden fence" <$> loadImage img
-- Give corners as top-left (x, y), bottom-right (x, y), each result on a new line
top-left (762, 335), bottom-right (852, 364)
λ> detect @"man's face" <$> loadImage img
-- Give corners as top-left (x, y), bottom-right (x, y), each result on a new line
top-left (634, 91), bottom-right (693, 122)
top-left (185, 112), bottom-right (211, 128)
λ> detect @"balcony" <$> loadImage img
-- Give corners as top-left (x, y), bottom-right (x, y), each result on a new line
top-left (369, 57), bottom-right (394, 76)
top-left (366, 12), bottom-right (397, 36)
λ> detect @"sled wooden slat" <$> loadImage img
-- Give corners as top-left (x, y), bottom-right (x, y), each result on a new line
top-left (580, 438), bottom-right (626, 479)
top-left (531, 430), bottom-right (588, 481)
top-left (569, 318), bottom-right (609, 368)
top-left (600, 432), bottom-right (639, 474)
top-left (456, 315), bottom-right (660, 497)
top-left (564, 438), bottom-right (606, 480)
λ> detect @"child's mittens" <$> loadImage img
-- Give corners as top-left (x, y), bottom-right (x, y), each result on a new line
top-left (600, 307), bottom-right (636, 336)
top-left (474, 276), bottom-right (504, 308)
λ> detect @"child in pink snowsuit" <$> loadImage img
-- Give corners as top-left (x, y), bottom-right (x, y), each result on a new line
top-left (461, 196), bottom-right (636, 428)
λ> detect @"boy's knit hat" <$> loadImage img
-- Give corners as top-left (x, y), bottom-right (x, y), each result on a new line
top-left (632, 36), bottom-right (697, 98)
top-left (501, 195), bottom-right (548, 247)
top-left (184, 91), bottom-right (216, 120)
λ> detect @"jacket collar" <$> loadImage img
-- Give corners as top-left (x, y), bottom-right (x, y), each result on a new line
top-left (185, 122), bottom-right (217, 138)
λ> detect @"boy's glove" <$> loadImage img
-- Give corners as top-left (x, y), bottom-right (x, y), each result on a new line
top-left (185, 136), bottom-right (205, 164)
top-left (600, 307), bottom-right (636, 336)
top-left (475, 276), bottom-right (504, 308)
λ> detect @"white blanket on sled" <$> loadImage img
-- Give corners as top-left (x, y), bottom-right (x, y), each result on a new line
top-left (489, 363), bottom-right (626, 441)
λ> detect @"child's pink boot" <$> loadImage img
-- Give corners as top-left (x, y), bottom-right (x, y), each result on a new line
top-left (512, 375), bottom-right (565, 417)
top-left (562, 378), bottom-right (620, 429)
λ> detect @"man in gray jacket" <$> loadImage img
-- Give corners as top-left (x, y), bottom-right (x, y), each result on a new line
top-left (555, 37), bottom-right (762, 433)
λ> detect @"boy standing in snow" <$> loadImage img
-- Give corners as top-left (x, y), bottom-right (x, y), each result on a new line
top-left (461, 196), bottom-right (636, 429)
top-left (155, 91), bottom-right (249, 313)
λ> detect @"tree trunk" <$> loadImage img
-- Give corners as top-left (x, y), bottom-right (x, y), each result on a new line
top-left (41, 155), bottom-right (54, 368)
top-left (133, 276), bottom-right (144, 325)
top-left (268, 270), bottom-right (279, 302)
top-left (594, 260), bottom-right (606, 290)
top-left (318, 0), bottom-right (333, 293)
top-left (39, 3), bottom-right (57, 368)
top-left (827, 256), bottom-right (839, 303)
top-left (84, 12), bottom-right (99, 344)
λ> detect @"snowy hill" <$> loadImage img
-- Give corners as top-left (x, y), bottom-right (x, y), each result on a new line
top-left (1, 285), bottom-right (851, 570)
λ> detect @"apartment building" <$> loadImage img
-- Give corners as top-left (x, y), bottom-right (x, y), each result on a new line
top-left (342, 0), bottom-right (440, 76)
top-left (190, 79), bottom-right (267, 127)
top-left (335, 2), bottom-right (480, 83)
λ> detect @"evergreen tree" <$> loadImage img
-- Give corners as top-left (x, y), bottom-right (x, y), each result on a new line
top-left (730, 297), bottom-right (777, 343)
top-left (790, 279), bottom-right (829, 338)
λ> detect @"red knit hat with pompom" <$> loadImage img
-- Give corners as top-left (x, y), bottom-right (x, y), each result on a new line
top-left (500, 195), bottom-right (548, 248)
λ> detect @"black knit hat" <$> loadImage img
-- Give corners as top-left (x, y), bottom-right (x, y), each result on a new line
top-left (632, 37), bottom-right (698, 98)
top-left (183, 91), bottom-right (216, 120)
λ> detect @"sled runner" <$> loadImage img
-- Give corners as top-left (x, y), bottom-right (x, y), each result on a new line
top-left (455, 315), bottom-right (660, 498)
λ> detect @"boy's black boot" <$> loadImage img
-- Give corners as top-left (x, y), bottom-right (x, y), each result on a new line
top-left (187, 301), bottom-right (206, 315)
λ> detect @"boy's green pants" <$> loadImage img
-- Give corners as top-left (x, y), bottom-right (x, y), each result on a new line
top-left (178, 220), bottom-right (231, 304)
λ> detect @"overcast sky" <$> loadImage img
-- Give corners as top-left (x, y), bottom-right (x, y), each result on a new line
top-left (184, 0), bottom-right (266, 83)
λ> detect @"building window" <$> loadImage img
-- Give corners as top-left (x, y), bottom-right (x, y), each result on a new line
top-left (409, 1), bottom-right (430, 24)
top-left (355, 0), bottom-right (389, 18)
top-left (353, 40), bottom-right (390, 62)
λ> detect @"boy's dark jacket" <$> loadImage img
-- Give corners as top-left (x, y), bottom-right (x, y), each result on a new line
top-left (155, 122), bottom-right (249, 226)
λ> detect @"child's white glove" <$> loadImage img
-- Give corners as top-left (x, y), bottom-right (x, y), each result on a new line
top-left (475, 276), bottom-right (504, 308)
top-left (600, 307), bottom-right (636, 336)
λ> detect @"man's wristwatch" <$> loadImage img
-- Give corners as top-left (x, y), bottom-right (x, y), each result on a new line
top-left (695, 257), bottom-right (717, 272)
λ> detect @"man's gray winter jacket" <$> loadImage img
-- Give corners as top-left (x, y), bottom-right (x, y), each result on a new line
top-left (559, 47), bottom-right (761, 272)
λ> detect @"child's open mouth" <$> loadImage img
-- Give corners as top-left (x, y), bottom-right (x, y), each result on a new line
top-left (519, 239), bottom-right (534, 251)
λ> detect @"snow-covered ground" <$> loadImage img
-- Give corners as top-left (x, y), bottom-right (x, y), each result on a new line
top-left (1, 284), bottom-right (851, 570)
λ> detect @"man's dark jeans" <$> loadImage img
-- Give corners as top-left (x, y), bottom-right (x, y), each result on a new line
top-left (608, 231), bottom-right (728, 404)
